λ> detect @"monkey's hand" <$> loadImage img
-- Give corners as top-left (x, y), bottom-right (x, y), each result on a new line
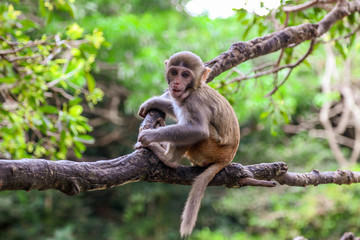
top-left (138, 100), bottom-right (152, 118)
top-left (138, 97), bottom-right (174, 118)
top-left (134, 141), bottom-right (143, 149)
top-left (138, 129), bottom-right (157, 146)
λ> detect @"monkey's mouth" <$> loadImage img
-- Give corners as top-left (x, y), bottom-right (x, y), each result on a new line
top-left (171, 89), bottom-right (183, 98)
top-left (171, 87), bottom-right (184, 95)
top-left (171, 88), bottom-right (190, 100)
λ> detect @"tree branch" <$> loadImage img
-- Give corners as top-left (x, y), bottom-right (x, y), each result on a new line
top-left (1, 109), bottom-right (360, 195)
top-left (204, 0), bottom-right (360, 82)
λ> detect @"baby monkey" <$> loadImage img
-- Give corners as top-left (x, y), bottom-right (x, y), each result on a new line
top-left (137, 51), bottom-right (240, 237)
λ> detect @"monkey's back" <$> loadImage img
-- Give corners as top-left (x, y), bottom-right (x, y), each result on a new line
top-left (185, 84), bottom-right (240, 166)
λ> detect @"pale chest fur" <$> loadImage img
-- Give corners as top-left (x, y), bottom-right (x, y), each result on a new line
top-left (172, 101), bottom-right (188, 124)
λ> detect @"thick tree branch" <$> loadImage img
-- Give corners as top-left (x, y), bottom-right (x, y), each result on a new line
top-left (0, 151), bottom-right (281, 195)
top-left (1, 109), bottom-right (360, 195)
top-left (205, 0), bottom-right (360, 82)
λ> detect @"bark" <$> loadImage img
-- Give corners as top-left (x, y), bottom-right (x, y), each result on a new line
top-left (0, 153), bottom-right (282, 195)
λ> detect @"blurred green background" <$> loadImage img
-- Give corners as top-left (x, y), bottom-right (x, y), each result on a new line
top-left (1, 0), bottom-right (360, 239)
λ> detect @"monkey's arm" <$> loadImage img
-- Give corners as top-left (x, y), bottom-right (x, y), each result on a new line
top-left (138, 123), bottom-right (209, 146)
top-left (138, 96), bottom-right (175, 119)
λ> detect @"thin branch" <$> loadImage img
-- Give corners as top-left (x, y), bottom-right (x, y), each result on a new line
top-left (319, 22), bottom-right (360, 43)
top-left (248, 62), bottom-right (274, 74)
top-left (47, 62), bottom-right (85, 87)
top-left (276, 169), bottom-right (360, 186)
top-left (265, 39), bottom-right (315, 97)
top-left (6, 54), bottom-right (42, 62)
top-left (283, 0), bottom-right (321, 13)
top-left (51, 86), bottom-right (74, 100)
top-left (0, 37), bottom-right (55, 55)
top-left (309, 129), bottom-right (355, 148)
top-left (342, 58), bottom-right (360, 163)
top-left (226, 39), bottom-right (315, 86)
top-left (205, 0), bottom-right (359, 82)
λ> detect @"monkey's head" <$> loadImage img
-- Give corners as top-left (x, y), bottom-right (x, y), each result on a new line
top-left (165, 51), bottom-right (211, 100)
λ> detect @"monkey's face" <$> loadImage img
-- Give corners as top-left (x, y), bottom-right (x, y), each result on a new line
top-left (167, 66), bottom-right (195, 100)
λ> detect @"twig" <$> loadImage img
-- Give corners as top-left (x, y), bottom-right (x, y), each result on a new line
top-left (283, 0), bottom-right (320, 13)
top-left (319, 22), bottom-right (360, 43)
top-left (265, 39), bottom-right (316, 97)
top-left (226, 40), bottom-right (315, 88)
top-left (47, 61), bottom-right (85, 87)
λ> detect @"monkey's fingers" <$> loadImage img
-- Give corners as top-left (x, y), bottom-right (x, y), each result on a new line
top-left (138, 105), bottom-right (146, 118)
top-left (134, 142), bottom-right (144, 149)
top-left (134, 141), bottom-right (151, 149)
top-left (138, 109), bottom-right (146, 118)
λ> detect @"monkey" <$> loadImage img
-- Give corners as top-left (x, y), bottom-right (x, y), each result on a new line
top-left (137, 51), bottom-right (240, 237)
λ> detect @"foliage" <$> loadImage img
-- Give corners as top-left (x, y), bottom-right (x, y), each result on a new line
top-left (72, 12), bottom-right (249, 114)
top-left (0, 1), bottom-right (104, 159)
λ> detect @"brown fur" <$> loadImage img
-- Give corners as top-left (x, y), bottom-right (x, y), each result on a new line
top-left (137, 51), bottom-right (240, 237)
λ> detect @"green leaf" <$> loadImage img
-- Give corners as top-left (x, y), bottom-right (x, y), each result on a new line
top-left (348, 13), bottom-right (355, 24)
top-left (42, 115), bottom-right (54, 129)
top-left (75, 135), bottom-right (95, 144)
top-left (270, 126), bottom-right (278, 136)
top-left (258, 23), bottom-right (266, 36)
top-left (66, 23), bottom-right (84, 40)
top-left (20, 19), bottom-right (37, 30)
top-left (284, 48), bottom-right (293, 64)
top-left (38, 0), bottom-right (46, 17)
top-left (74, 141), bottom-right (86, 152)
top-left (0, 77), bottom-right (16, 84)
top-left (302, 60), bottom-right (312, 69)
top-left (243, 17), bottom-right (257, 40)
top-left (69, 97), bottom-right (82, 106)
top-left (280, 110), bottom-right (290, 124)
top-left (45, 11), bottom-right (53, 25)
top-left (73, 147), bottom-right (82, 158)
top-left (69, 105), bottom-right (83, 116)
top-left (65, 2), bottom-right (77, 19)
top-left (236, 9), bottom-right (247, 21)
top-left (40, 105), bottom-right (58, 114)
top-left (85, 72), bottom-right (95, 93)
top-left (334, 41), bottom-right (347, 59)
top-left (260, 111), bottom-right (270, 119)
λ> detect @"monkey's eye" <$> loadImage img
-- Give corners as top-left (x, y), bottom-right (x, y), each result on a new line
top-left (182, 72), bottom-right (190, 78)
top-left (171, 69), bottom-right (178, 76)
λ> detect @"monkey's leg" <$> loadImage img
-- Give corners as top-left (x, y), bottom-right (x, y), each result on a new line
top-left (148, 143), bottom-right (187, 168)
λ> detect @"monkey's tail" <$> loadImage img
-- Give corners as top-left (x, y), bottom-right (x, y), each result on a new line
top-left (180, 162), bottom-right (227, 238)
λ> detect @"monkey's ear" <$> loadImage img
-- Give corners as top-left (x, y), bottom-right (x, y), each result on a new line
top-left (164, 60), bottom-right (169, 66)
top-left (201, 67), bottom-right (211, 83)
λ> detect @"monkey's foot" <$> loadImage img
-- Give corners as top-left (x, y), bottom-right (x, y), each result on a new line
top-left (160, 160), bottom-right (180, 168)
top-left (156, 118), bottom-right (166, 127)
